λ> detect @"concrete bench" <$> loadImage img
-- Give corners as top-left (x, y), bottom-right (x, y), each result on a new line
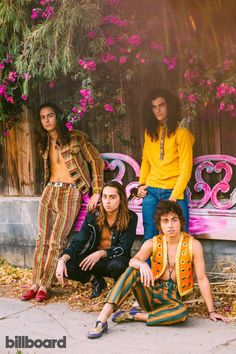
top-left (74, 153), bottom-right (236, 241)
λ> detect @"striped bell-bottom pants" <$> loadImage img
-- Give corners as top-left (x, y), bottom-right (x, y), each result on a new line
top-left (106, 267), bottom-right (189, 326)
top-left (32, 184), bottom-right (82, 288)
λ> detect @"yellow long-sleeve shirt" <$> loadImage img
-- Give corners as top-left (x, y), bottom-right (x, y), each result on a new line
top-left (139, 127), bottom-right (195, 200)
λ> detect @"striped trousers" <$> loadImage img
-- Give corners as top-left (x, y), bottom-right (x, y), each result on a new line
top-left (106, 267), bottom-right (189, 326)
top-left (32, 185), bottom-right (81, 288)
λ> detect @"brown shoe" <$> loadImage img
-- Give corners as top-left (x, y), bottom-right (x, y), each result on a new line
top-left (20, 289), bottom-right (38, 301)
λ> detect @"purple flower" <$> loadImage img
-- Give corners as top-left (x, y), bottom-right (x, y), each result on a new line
top-left (21, 95), bottom-right (28, 101)
top-left (104, 104), bottom-right (115, 112)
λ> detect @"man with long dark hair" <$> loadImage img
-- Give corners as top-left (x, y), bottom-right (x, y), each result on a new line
top-left (137, 88), bottom-right (195, 241)
top-left (20, 102), bottom-right (104, 302)
top-left (56, 181), bottom-right (138, 298)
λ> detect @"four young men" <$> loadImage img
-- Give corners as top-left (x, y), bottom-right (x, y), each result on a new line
top-left (20, 91), bottom-right (229, 335)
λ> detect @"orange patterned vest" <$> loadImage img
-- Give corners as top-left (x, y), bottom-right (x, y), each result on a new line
top-left (151, 232), bottom-right (194, 296)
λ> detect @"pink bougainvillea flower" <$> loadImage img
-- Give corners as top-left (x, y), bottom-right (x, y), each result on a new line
top-left (71, 106), bottom-right (78, 113)
top-left (5, 54), bottom-right (13, 64)
top-left (40, 0), bottom-right (50, 5)
top-left (104, 104), bottom-right (115, 112)
top-left (223, 59), bottom-right (233, 71)
top-left (3, 129), bottom-right (10, 137)
top-left (0, 85), bottom-right (7, 96)
top-left (150, 41), bottom-right (164, 52)
top-left (21, 95), bottom-right (28, 101)
top-left (108, 0), bottom-right (121, 5)
top-left (78, 59), bottom-right (96, 71)
top-left (66, 122), bottom-right (73, 131)
top-left (31, 8), bottom-right (40, 19)
top-left (184, 69), bottom-right (199, 81)
top-left (163, 56), bottom-right (177, 70)
top-left (0, 62), bottom-right (5, 70)
top-left (178, 91), bottom-right (185, 99)
top-left (105, 36), bottom-right (115, 46)
top-left (136, 52), bottom-right (145, 64)
top-left (87, 97), bottom-right (94, 105)
top-left (6, 96), bottom-right (14, 104)
top-left (199, 79), bottom-right (206, 86)
top-left (41, 5), bottom-right (54, 19)
top-left (119, 56), bottom-right (127, 64)
top-left (127, 34), bottom-right (141, 47)
top-left (102, 15), bottom-right (128, 27)
top-left (117, 34), bottom-right (125, 42)
top-left (87, 31), bottom-right (97, 39)
top-left (187, 94), bottom-right (197, 103)
top-left (22, 73), bottom-right (32, 80)
top-left (8, 71), bottom-right (17, 82)
top-left (101, 53), bottom-right (116, 64)
top-left (219, 102), bottom-right (225, 111)
top-left (48, 80), bottom-right (56, 88)
top-left (80, 89), bottom-right (91, 99)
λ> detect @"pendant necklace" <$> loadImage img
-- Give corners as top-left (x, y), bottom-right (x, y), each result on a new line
top-left (166, 243), bottom-right (175, 291)
top-left (54, 141), bottom-right (61, 164)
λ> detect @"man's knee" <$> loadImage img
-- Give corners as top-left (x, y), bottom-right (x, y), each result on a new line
top-left (108, 258), bottom-right (129, 280)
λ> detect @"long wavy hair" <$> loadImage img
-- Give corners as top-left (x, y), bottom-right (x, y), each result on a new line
top-left (143, 88), bottom-right (181, 141)
top-left (36, 102), bottom-right (71, 152)
top-left (97, 181), bottom-right (130, 232)
top-left (155, 200), bottom-right (185, 232)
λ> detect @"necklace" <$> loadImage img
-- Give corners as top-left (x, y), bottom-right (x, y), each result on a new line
top-left (166, 243), bottom-right (175, 291)
top-left (54, 142), bottom-right (61, 164)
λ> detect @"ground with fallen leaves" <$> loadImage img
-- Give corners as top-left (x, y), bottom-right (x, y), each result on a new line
top-left (0, 257), bottom-right (235, 319)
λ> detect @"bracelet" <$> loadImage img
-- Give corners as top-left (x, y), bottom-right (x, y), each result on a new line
top-left (209, 311), bottom-right (216, 315)
top-left (58, 257), bottom-right (66, 264)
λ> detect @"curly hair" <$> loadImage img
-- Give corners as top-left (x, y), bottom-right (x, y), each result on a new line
top-left (143, 88), bottom-right (181, 141)
top-left (36, 102), bottom-right (70, 152)
top-left (97, 181), bottom-right (130, 232)
top-left (154, 200), bottom-right (185, 232)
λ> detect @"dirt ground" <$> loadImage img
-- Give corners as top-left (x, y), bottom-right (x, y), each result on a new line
top-left (0, 257), bottom-right (235, 319)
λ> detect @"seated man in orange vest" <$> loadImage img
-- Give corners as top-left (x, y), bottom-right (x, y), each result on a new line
top-left (87, 200), bottom-right (228, 339)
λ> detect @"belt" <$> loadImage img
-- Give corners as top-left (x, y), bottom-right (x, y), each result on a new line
top-left (47, 182), bottom-right (77, 189)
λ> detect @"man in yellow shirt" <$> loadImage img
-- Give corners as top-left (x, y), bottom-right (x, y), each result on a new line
top-left (137, 88), bottom-right (195, 241)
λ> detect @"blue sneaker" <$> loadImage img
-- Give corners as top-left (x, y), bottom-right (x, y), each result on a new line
top-left (112, 307), bottom-right (141, 323)
top-left (87, 321), bottom-right (108, 339)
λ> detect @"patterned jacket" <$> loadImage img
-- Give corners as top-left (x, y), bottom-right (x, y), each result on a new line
top-left (42, 130), bottom-right (104, 194)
